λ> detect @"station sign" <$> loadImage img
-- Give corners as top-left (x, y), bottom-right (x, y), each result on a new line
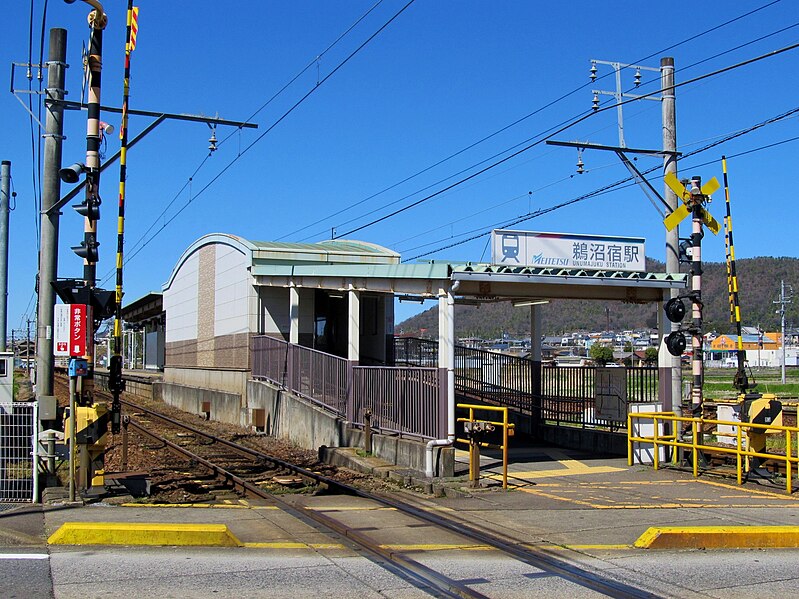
top-left (54, 304), bottom-right (92, 357)
top-left (491, 229), bottom-right (646, 272)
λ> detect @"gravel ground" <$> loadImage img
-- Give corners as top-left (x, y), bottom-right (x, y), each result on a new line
top-left (49, 374), bottom-right (400, 503)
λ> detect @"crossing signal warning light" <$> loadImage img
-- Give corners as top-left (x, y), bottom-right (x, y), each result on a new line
top-left (71, 240), bottom-right (99, 263)
top-left (664, 298), bottom-right (687, 357)
top-left (73, 197), bottom-right (100, 221)
top-left (665, 331), bottom-right (687, 357)
top-left (664, 297), bottom-right (686, 323)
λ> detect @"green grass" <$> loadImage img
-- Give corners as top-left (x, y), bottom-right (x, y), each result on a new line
top-left (697, 367), bottom-right (799, 400)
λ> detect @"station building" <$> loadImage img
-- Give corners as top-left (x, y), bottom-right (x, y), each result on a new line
top-left (148, 232), bottom-right (686, 476)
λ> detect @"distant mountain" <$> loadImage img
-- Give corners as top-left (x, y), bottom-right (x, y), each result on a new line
top-left (396, 257), bottom-right (799, 338)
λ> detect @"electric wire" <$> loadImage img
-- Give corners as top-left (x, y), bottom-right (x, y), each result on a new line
top-left (405, 110), bottom-right (799, 261)
top-left (399, 106), bottom-right (799, 253)
top-left (105, 5), bottom-right (795, 280)
top-left (27, 0), bottom-right (40, 245)
top-left (120, 0), bottom-right (390, 266)
top-left (335, 41), bottom-right (799, 240)
top-left (215, 0), bottom-right (386, 150)
top-left (35, 0), bottom-right (49, 244)
top-left (409, 120), bottom-right (799, 259)
top-left (280, 0), bottom-right (786, 241)
top-left (102, 0), bottom-right (416, 284)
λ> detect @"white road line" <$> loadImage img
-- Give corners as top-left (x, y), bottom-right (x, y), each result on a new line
top-left (0, 553), bottom-right (49, 560)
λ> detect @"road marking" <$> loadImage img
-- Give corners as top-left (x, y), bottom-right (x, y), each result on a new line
top-left (0, 553), bottom-right (49, 560)
top-left (121, 503), bottom-right (278, 509)
top-left (488, 465), bottom-right (625, 481)
top-left (380, 543), bottom-right (492, 551)
top-left (541, 544), bottom-right (631, 551)
top-left (306, 506), bottom-right (397, 512)
top-left (242, 542), bottom-right (345, 549)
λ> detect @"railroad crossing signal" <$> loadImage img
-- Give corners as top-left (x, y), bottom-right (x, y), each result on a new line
top-left (662, 172), bottom-right (721, 235)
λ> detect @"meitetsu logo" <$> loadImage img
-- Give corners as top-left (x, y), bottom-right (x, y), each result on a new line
top-left (532, 253), bottom-right (569, 266)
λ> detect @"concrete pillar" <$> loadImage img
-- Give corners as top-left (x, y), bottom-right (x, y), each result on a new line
top-left (438, 289), bottom-right (455, 438)
top-left (347, 286), bottom-right (360, 363)
top-left (289, 285), bottom-right (299, 345)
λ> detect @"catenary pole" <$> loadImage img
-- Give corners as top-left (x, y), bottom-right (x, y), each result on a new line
top-left (0, 161), bottom-right (10, 351)
top-left (661, 57), bottom-right (682, 420)
top-left (36, 28), bottom-right (68, 401)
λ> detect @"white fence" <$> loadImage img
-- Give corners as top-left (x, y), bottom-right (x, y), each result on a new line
top-left (0, 402), bottom-right (37, 502)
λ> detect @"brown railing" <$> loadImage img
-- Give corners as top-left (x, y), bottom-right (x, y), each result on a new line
top-left (395, 337), bottom-right (659, 431)
top-left (353, 367), bottom-right (440, 440)
top-left (252, 335), bottom-right (347, 415)
top-left (252, 335), bottom-right (443, 440)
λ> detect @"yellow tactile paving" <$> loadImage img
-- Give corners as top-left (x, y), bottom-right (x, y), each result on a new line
top-left (511, 479), bottom-right (799, 509)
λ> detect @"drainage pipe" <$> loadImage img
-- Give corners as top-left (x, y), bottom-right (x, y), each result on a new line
top-left (425, 289), bottom-right (456, 477)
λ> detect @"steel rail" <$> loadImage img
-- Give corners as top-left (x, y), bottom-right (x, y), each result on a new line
top-left (125, 416), bottom-right (486, 599)
top-left (121, 398), bottom-right (661, 599)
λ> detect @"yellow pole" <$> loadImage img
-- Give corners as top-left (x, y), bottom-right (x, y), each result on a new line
top-left (627, 413), bottom-right (633, 466)
top-left (692, 420), bottom-right (698, 478)
top-left (736, 426), bottom-right (742, 486)
top-left (786, 430), bottom-right (792, 495)
top-left (653, 415), bottom-right (660, 471)
top-left (502, 408), bottom-right (508, 490)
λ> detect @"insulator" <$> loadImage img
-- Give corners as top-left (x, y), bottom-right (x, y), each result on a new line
top-left (576, 149), bottom-right (584, 174)
top-left (208, 130), bottom-right (218, 153)
top-left (589, 63), bottom-right (597, 81)
top-left (634, 68), bottom-right (641, 87)
top-left (592, 93), bottom-right (599, 111)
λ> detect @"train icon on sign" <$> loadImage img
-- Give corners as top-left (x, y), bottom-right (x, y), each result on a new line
top-left (501, 234), bottom-right (520, 263)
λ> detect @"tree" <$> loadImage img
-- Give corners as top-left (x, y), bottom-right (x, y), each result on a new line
top-left (589, 344), bottom-right (614, 365)
top-left (644, 347), bottom-right (658, 364)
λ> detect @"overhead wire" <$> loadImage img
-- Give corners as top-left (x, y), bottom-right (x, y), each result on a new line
top-left (105, 2), bottom-right (794, 279)
top-left (281, 0), bottom-right (786, 241)
top-left (215, 0), bottom-right (386, 151)
top-left (101, 3), bottom-right (390, 285)
top-left (393, 99), bottom-right (799, 252)
top-left (103, 0), bottom-right (417, 284)
top-left (334, 41), bottom-right (799, 240)
top-left (405, 106), bottom-right (799, 261)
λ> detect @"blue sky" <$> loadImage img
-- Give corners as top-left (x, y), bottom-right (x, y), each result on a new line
top-left (2, 0), bottom-right (798, 333)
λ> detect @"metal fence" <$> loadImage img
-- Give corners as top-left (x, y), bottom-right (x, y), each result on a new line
top-left (252, 335), bottom-right (442, 440)
top-left (395, 337), bottom-right (659, 431)
top-left (252, 335), bottom-right (347, 415)
top-left (0, 402), bottom-right (37, 502)
top-left (353, 367), bottom-right (440, 440)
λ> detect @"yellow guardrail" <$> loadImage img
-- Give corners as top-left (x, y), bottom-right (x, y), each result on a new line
top-left (628, 411), bottom-right (799, 494)
top-left (456, 404), bottom-right (514, 489)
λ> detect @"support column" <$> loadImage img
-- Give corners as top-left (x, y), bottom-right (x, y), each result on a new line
top-left (438, 289), bottom-right (455, 439)
top-left (37, 28), bottom-right (68, 401)
top-left (0, 161), bottom-right (10, 351)
top-left (347, 286), bottom-right (360, 363)
top-left (530, 304), bottom-right (543, 426)
top-left (289, 285), bottom-right (299, 345)
top-left (347, 286), bottom-right (360, 423)
top-left (661, 56), bottom-right (681, 418)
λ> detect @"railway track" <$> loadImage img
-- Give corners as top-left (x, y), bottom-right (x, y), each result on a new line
top-left (51, 370), bottom-right (665, 597)
top-left (114, 397), bottom-right (660, 599)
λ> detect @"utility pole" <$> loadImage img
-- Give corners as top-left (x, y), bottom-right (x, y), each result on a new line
top-left (27, 318), bottom-right (33, 375)
top-left (774, 280), bottom-right (793, 384)
top-left (661, 57), bottom-right (681, 420)
top-left (550, 56), bottom-right (681, 417)
top-left (0, 161), bottom-right (10, 351)
top-left (36, 28), bottom-right (68, 403)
